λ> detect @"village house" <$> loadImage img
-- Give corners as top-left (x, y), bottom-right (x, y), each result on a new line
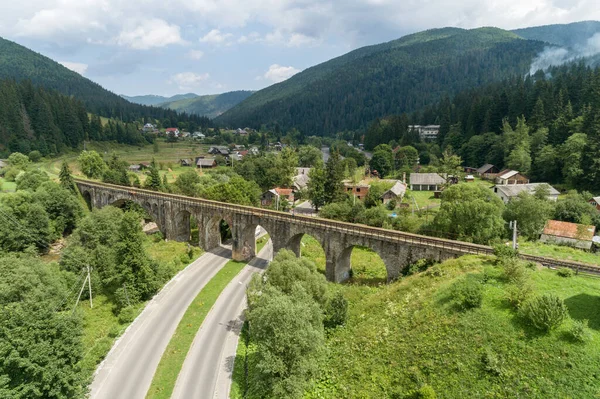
top-left (408, 125), bottom-right (440, 141)
top-left (261, 188), bottom-right (294, 207)
top-left (381, 181), bottom-right (407, 205)
top-left (192, 132), bottom-right (205, 139)
top-left (540, 220), bottom-right (596, 250)
top-left (142, 123), bottom-right (155, 132)
top-left (492, 183), bottom-right (560, 203)
top-left (293, 167), bottom-right (311, 192)
top-left (495, 170), bottom-right (529, 185)
top-left (464, 175), bottom-right (475, 183)
top-left (589, 196), bottom-right (600, 211)
top-left (128, 164), bottom-right (142, 172)
top-left (476, 164), bottom-right (500, 179)
top-left (165, 127), bottom-right (180, 137)
top-left (195, 157), bottom-right (217, 169)
top-left (236, 128), bottom-right (249, 136)
top-left (343, 181), bottom-right (370, 201)
top-left (208, 146), bottom-right (230, 156)
top-left (409, 173), bottom-right (446, 191)
top-left (180, 159), bottom-right (193, 167)
top-left (180, 131), bottom-right (191, 138)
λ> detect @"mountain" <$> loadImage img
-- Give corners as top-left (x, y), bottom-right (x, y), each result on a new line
top-left (512, 21), bottom-right (600, 48)
top-left (158, 91), bottom-right (254, 118)
top-left (0, 37), bottom-right (197, 123)
top-left (216, 27), bottom-right (546, 135)
top-left (121, 93), bottom-right (199, 106)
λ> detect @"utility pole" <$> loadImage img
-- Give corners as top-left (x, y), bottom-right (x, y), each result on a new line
top-left (510, 220), bottom-right (518, 250)
top-left (73, 265), bottom-right (93, 312)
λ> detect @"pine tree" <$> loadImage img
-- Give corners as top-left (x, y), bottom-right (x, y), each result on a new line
top-left (324, 151), bottom-right (344, 204)
top-left (144, 158), bottom-right (162, 191)
top-left (59, 161), bottom-right (76, 193)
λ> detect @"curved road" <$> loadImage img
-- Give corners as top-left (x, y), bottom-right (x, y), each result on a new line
top-left (172, 241), bottom-right (272, 399)
top-left (90, 246), bottom-right (232, 399)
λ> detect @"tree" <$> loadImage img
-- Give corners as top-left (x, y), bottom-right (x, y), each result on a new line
top-left (324, 151), bottom-right (345, 204)
top-left (28, 150), bottom-right (42, 162)
top-left (174, 170), bottom-right (201, 197)
top-left (432, 184), bottom-right (505, 244)
top-left (560, 133), bottom-right (587, 187)
top-left (33, 181), bottom-right (85, 236)
top-left (144, 159), bottom-right (162, 191)
top-left (307, 165), bottom-right (326, 212)
top-left (554, 191), bottom-right (599, 226)
top-left (15, 169), bottom-right (50, 191)
top-left (59, 161), bottom-right (76, 192)
top-left (437, 148), bottom-right (463, 177)
top-left (0, 191), bottom-right (53, 252)
top-left (297, 145), bottom-right (323, 167)
top-left (506, 145), bottom-right (532, 175)
top-left (77, 150), bottom-right (106, 179)
top-left (395, 146), bottom-right (419, 169)
top-left (503, 191), bottom-right (555, 240)
top-left (7, 152), bottom-right (30, 170)
top-left (153, 140), bottom-right (159, 154)
top-left (202, 176), bottom-right (261, 206)
top-left (370, 150), bottom-right (392, 177)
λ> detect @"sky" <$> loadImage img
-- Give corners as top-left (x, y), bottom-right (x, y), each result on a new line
top-left (2, 0), bottom-right (599, 97)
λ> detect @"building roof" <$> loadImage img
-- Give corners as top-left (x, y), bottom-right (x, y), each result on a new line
top-left (196, 158), bottom-right (216, 167)
top-left (591, 196), bottom-right (600, 205)
top-left (382, 181), bottom-right (407, 198)
top-left (165, 127), bottom-right (179, 132)
top-left (296, 167), bottom-right (311, 175)
top-left (476, 164), bottom-right (495, 174)
top-left (409, 173), bottom-right (446, 185)
top-left (498, 170), bottom-right (519, 180)
top-left (293, 173), bottom-right (309, 190)
top-left (494, 183), bottom-right (559, 198)
top-left (542, 220), bottom-right (596, 241)
top-left (275, 188), bottom-right (294, 196)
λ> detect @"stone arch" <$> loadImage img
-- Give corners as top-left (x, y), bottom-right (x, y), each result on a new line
top-left (81, 190), bottom-right (93, 210)
top-left (335, 245), bottom-right (389, 285)
top-left (236, 221), bottom-right (276, 261)
top-left (287, 232), bottom-right (327, 275)
top-left (173, 209), bottom-right (192, 242)
top-left (200, 213), bottom-right (234, 251)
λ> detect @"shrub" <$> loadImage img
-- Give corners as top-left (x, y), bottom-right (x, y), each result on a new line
top-left (506, 280), bottom-right (534, 309)
top-left (521, 294), bottom-right (568, 331)
top-left (501, 258), bottom-right (528, 283)
top-left (451, 277), bottom-right (483, 310)
top-left (493, 244), bottom-right (518, 263)
top-left (118, 305), bottom-right (139, 324)
top-left (324, 291), bottom-right (348, 329)
top-left (557, 267), bottom-right (574, 278)
top-left (406, 385), bottom-right (437, 399)
top-left (481, 348), bottom-right (503, 376)
top-left (569, 319), bottom-right (591, 343)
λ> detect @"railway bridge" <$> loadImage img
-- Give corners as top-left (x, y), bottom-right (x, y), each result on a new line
top-left (75, 179), bottom-right (600, 282)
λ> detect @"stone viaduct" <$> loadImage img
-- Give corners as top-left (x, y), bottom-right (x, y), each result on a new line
top-left (75, 180), bottom-right (600, 281)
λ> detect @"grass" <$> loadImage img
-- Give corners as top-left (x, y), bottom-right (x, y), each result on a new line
top-left (405, 190), bottom-right (440, 209)
top-left (303, 257), bottom-right (600, 398)
top-left (146, 259), bottom-right (248, 399)
top-left (0, 177), bottom-right (16, 192)
top-left (256, 234), bottom-right (270, 253)
top-left (520, 241), bottom-right (600, 266)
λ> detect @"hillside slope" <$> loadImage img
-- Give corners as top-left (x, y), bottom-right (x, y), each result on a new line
top-left (216, 27), bottom-right (545, 134)
top-left (121, 93), bottom-right (198, 106)
top-left (158, 90), bottom-right (254, 118)
top-left (512, 20), bottom-right (600, 48)
top-left (0, 37), bottom-right (190, 122)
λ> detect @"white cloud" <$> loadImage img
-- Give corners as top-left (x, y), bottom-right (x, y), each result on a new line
top-left (116, 19), bottom-right (185, 50)
top-left (169, 72), bottom-right (210, 90)
top-left (199, 29), bottom-right (233, 44)
top-left (263, 64), bottom-right (301, 83)
top-left (59, 61), bottom-right (88, 75)
top-left (186, 49), bottom-right (204, 60)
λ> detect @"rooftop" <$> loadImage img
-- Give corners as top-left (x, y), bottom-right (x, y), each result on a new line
top-left (542, 220), bottom-right (596, 241)
top-left (498, 170), bottom-right (519, 180)
top-left (476, 164), bottom-right (495, 174)
top-left (494, 183), bottom-right (559, 198)
top-left (410, 173), bottom-right (446, 185)
top-left (384, 181), bottom-right (407, 196)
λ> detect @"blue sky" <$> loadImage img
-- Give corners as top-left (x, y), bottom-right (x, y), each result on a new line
top-left (2, 0), bottom-right (598, 96)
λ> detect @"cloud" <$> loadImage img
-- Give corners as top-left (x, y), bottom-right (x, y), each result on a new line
top-left (169, 72), bottom-right (210, 90)
top-left (58, 61), bottom-right (88, 75)
top-left (116, 19), bottom-right (185, 50)
top-left (530, 32), bottom-right (600, 74)
top-left (263, 64), bottom-right (301, 83)
top-left (199, 29), bottom-right (233, 44)
top-left (186, 49), bottom-right (204, 60)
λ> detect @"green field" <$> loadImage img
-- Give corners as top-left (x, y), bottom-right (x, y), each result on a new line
top-left (519, 241), bottom-right (600, 266)
top-left (0, 177), bottom-right (16, 192)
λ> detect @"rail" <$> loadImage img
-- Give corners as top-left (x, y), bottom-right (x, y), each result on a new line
top-left (75, 179), bottom-right (600, 275)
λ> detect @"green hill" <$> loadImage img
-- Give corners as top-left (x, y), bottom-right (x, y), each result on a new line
top-left (121, 93), bottom-right (199, 106)
top-left (0, 37), bottom-right (193, 123)
top-left (216, 27), bottom-right (544, 134)
top-left (512, 20), bottom-right (600, 48)
top-left (158, 90), bottom-right (254, 118)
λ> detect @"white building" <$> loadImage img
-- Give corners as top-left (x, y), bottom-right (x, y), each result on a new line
top-left (409, 125), bottom-right (440, 141)
top-left (492, 183), bottom-right (559, 203)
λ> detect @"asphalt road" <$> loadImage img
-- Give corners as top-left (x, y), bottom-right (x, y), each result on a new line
top-left (89, 246), bottom-right (232, 399)
top-left (171, 241), bottom-right (273, 399)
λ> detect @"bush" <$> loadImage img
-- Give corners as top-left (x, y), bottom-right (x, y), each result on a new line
top-left (28, 150), bottom-right (42, 162)
top-left (451, 277), bottom-right (483, 310)
top-left (569, 319), bottom-right (591, 343)
top-left (493, 244), bottom-right (518, 264)
top-left (501, 258), bottom-right (528, 283)
top-left (324, 291), bottom-right (348, 329)
top-left (406, 385), bottom-right (437, 399)
top-left (118, 305), bottom-right (139, 324)
top-left (521, 294), bottom-right (568, 331)
top-left (557, 267), bottom-right (574, 278)
top-left (481, 348), bottom-right (503, 376)
top-left (506, 280), bottom-right (534, 309)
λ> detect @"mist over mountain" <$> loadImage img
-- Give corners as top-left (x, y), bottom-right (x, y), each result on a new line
top-left (121, 93), bottom-right (199, 106)
top-left (158, 91), bottom-right (254, 118)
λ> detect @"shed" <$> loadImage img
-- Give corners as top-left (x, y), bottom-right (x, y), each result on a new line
top-left (540, 220), bottom-right (596, 250)
top-left (492, 183), bottom-right (559, 203)
top-left (180, 159), bottom-right (192, 167)
top-left (343, 181), bottom-right (370, 200)
top-left (496, 170), bottom-right (529, 185)
top-left (128, 164), bottom-right (141, 172)
top-left (409, 173), bottom-right (446, 191)
top-left (589, 196), bottom-right (600, 211)
top-left (381, 181), bottom-right (407, 204)
top-left (261, 187), bottom-right (294, 207)
top-left (476, 164), bottom-right (499, 178)
top-left (195, 158), bottom-right (217, 168)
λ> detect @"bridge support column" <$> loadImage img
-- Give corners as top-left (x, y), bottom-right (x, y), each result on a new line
top-left (232, 220), bottom-right (255, 262)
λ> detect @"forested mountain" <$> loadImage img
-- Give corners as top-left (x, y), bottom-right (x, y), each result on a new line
top-left (512, 21), bottom-right (600, 48)
top-left (367, 63), bottom-right (600, 192)
top-left (0, 37), bottom-right (198, 123)
top-left (122, 93), bottom-right (198, 106)
top-left (216, 27), bottom-right (545, 134)
top-left (158, 90), bottom-right (254, 118)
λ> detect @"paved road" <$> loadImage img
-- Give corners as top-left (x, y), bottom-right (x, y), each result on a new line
top-left (89, 246), bottom-right (233, 399)
top-left (172, 241), bottom-right (273, 399)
